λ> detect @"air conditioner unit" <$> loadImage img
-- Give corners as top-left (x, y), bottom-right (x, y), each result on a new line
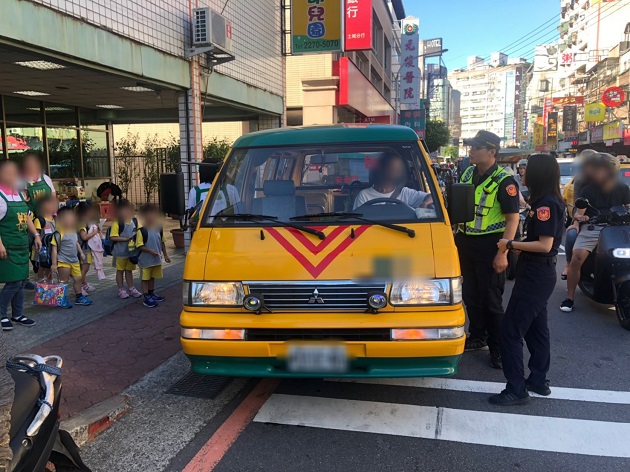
top-left (192, 7), bottom-right (233, 55)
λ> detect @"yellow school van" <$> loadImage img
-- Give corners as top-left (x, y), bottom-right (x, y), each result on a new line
top-left (180, 124), bottom-right (473, 378)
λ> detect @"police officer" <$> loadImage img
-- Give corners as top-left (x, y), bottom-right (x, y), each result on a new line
top-left (490, 153), bottom-right (565, 406)
top-left (456, 130), bottom-right (520, 369)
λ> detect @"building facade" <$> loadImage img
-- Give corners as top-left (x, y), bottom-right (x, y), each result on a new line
top-left (286, 0), bottom-right (406, 126)
top-left (450, 55), bottom-right (529, 147)
top-left (0, 0), bottom-right (285, 214)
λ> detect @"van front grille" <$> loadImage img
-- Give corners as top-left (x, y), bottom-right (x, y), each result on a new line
top-left (245, 282), bottom-right (386, 312)
top-left (245, 328), bottom-right (391, 342)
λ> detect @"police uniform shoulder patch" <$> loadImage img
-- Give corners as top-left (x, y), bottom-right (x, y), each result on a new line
top-left (506, 184), bottom-right (518, 197)
top-left (537, 206), bottom-right (551, 221)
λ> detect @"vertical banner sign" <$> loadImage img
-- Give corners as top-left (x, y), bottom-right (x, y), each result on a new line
top-left (292, 0), bottom-right (342, 54)
top-left (400, 109), bottom-right (426, 139)
top-left (514, 67), bottom-right (523, 141)
top-left (399, 18), bottom-right (420, 106)
top-left (534, 123), bottom-right (545, 149)
top-left (344, 0), bottom-right (372, 51)
top-left (547, 112), bottom-right (558, 143)
top-left (562, 106), bottom-right (577, 132)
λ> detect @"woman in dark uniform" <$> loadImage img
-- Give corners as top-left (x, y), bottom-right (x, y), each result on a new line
top-left (489, 153), bottom-right (565, 406)
top-left (0, 160), bottom-right (41, 331)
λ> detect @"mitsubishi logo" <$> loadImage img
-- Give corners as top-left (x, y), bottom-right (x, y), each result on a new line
top-left (308, 288), bottom-right (325, 304)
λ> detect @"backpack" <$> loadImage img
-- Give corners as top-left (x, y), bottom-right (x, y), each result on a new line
top-left (131, 227), bottom-right (164, 265)
top-left (37, 231), bottom-right (59, 267)
top-left (104, 217), bottom-right (138, 256)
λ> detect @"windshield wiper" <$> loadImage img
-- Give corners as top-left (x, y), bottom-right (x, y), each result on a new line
top-left (290, 212), bottom-right (415, 238)
top-left (211, 212), bottom-right (326, 240)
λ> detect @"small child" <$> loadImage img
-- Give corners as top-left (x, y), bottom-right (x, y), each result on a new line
top-left (110, 199), bottom-right (142, 299)
top-left (76, 202), bottom-right (100, 295)
top-left (136, 204), bottom-right (171, 308)
top-left (32, 195), bottom-right (57, 281)
top-left (50, 206), bottom-right (92, 307)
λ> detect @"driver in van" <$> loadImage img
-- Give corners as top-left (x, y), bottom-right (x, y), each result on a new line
top-left (352, 152), bottom-right (433, 210)
top-left (561, 153), bottom-right (630, 312)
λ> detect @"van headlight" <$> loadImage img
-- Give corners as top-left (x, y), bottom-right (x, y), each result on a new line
top-left (184, 281), bottom-right (245, 306)
top-left (612, 248), bottom-right (630, 258)
top-left (390, 278), bottom-right (462, 305)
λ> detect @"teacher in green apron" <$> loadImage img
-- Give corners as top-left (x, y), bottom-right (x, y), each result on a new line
top-left (22, 151), bottom-right (56, 214)
top-left (0, 160), bottom-right (41, 331)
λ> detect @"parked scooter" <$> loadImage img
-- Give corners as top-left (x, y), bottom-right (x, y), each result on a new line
top-left (575, 198), bottom-right (630, 331)
top-left (7, 354), bottom-right (91, 472)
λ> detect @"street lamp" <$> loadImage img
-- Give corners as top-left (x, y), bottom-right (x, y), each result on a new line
top-left (394, 49), bottom-right (448, 124)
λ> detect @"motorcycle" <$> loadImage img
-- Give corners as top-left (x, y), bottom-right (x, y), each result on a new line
top-left (6, 354), bottom-right (91, 472)
top-left (574, 198), bottom-right (630, 331)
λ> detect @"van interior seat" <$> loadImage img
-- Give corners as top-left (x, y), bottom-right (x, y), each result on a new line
top-left (253, 180), bottom-right (307, 220)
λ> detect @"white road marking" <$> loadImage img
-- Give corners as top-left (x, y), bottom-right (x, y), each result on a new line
top-left (327, 378), bottom-right (630, 405)
top-left (254, 394), bottom-right (630, 458)
top-left (559, 244), bottom-right (565, 252)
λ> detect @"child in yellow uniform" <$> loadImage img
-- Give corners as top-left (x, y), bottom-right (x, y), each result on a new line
top-left (50, 206), bottom-right (92, 307)
top-left (136, 204), bottom-right (171, 307)
top-left (109, 199), bottom-right (142, 299)
top-left (76, 202), bottom-right (100, 295)
top-left (31, 195), bottom-right (57, 281)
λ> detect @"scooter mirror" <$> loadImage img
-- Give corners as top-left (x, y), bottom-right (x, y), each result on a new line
top-left (575, 198), bottom-right (589, 210)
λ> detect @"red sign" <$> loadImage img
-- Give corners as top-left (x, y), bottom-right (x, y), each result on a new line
top-left (602, 87), bottom-right (625, 108)
top-left (344, 0), bottom-right (372, 51)
top-left (552, 96), bottom-right (584, 106)
top-left (360, 116), bottom-right (390, 124)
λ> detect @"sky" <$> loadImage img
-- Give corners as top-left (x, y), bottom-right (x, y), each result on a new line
top-left (408, 0), bottom-right (559, 70)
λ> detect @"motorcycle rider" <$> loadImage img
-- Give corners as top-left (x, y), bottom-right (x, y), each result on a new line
top-left (514, 160), bottom-right (529, 202)
top-left (561, 153), bottom-right (630, 312)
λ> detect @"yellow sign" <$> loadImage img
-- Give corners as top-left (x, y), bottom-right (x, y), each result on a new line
top-left (603, 121), bottom-right (624, 141)
top-left (534, 123), bottom-right (544, 146)
top-left (292, 0), bottom-right (342, 54)
top-left (585, 102), bottom-right (606, 122)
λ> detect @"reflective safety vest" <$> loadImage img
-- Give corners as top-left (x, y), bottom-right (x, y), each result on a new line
top-left (458, 165), bottom-right (512, 235)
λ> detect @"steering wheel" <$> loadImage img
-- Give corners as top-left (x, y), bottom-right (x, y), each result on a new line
top-left (361, 197), bottom-right (415, 209)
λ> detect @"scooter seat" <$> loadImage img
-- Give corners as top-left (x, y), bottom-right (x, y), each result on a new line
top-left (9, 369), bottom-right (41, 440)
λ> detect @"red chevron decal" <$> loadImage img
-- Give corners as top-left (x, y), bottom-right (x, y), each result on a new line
top-left (265, 225), bottom-right (370, 278)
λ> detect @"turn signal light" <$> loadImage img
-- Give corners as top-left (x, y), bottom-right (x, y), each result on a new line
top-left (181, 328), bottom-right (245, 340)
top-left (391, 326), bottom-right (465, 340)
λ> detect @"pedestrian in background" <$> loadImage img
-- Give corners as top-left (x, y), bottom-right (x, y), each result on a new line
top-left (456, 131), bottom-right (520, 369)
top-left (188, 159), bottom-right (219, 211)
top-left (491, 153), bottom-right (564, 406)
top-left (76, 202), bottom-right (100, 295)
top-left (31, 195), bottom-right (57, 281)
top-left (0, 160), bottom-right (41, 331)
top-left (110, 199), bottom-right (142, 299)
top-left (561, 149), bottom-right (598, 280)
top-left (21, 151), bottom-right (56, 214)
top-left (136, 204), bottom-right (171, 308)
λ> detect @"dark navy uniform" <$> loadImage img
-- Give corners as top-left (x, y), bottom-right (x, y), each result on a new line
top-left (500, 194), bottom-right (565, 396)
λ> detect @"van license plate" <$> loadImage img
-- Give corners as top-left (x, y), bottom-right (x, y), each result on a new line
top-left (287, 345), bottom-right (348, 373)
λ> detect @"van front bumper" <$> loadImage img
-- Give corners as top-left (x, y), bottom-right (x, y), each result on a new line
top-left (181, 338), bottom-right (464, 378)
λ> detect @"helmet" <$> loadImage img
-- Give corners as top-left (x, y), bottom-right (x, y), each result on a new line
top-left (518, 159), bottom-right (527, 168)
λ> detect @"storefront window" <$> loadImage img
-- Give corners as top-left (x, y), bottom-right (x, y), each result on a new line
top-left (82, 131), bottom-right (110, 178)
top-left (79, 108), bottom-right (108, 131)
top-left (47, 127), bottom-right (80, 180)
top-left (3, 96), bottom-right (44, 125)
top-left (45, 105), bottom-right (78, 127)
top-left (5, 125), bottom-right (45, 168)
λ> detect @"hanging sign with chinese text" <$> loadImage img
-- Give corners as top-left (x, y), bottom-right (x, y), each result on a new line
top-left (400, 108), bottom-right (426, 139)
top-left (344, 0), bottom-right (372, 51)
top-left (547, 112), bottom-right (558, 140)
top-left (552, 96), bottom-right (584, 106)
top-left (399, 17), bottom-right (420, 106)
top-left (562, 106), bottom-right (577, 132)
top-left (602, 87), bottom-right (625, 108)
top-left (292, 0), bottom-right (342, 54)
top-left (585, 102), bottom-right (606, 122)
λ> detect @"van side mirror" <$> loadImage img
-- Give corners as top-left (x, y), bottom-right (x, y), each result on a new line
top-left (447, 184), bottom-right (475, 224)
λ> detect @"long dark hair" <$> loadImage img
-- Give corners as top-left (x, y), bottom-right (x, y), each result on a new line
top-left (525, 153), bottom-right (564, 207)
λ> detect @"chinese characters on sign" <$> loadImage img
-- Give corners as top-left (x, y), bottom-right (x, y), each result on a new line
top-left (552, 96), bottom-right (584, 106)
top-left (292, 0), bottom-right (342, 54)
top-left (559, 52), bottom-right (573, 66)
top-left (562, 106), bottom-right (577, 132)
top-left (399, 18), bottom-right (420, 106)
top-left (344, 0), bottom-right (372, 51)
top-left (547, 112), bottom-right (558, 141)
top-left (602, 87), bottom-right (625, 108)
top-left (400, 109), bottom-right (426, 139)
top-left (585, 102), bottom-right (606, 122)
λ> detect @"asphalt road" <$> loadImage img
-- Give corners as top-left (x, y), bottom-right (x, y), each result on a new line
top-left (83, 257), bottom-right (630, 472)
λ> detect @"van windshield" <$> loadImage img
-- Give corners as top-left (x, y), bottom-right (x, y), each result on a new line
top-left (202, 143), bottom-right (441, 226)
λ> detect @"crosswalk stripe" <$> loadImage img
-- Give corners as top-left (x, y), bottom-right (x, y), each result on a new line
top-left (327, 378), bottom-right (630, 405)
top-left (254, 394), bottom-right (630, 458)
